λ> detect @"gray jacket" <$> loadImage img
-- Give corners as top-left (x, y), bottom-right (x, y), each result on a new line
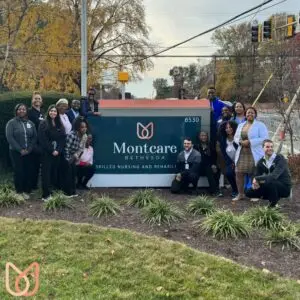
top-left (176, 148), bottom-right (201, 174)
top-left (5, 117), bottom-right (37, 153)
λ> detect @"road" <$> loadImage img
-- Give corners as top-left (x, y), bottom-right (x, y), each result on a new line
top-left (258, 112), bottom-right (300, 156)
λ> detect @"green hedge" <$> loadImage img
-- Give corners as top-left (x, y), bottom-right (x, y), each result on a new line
top-left (0, 91), bottom-right (79, 169)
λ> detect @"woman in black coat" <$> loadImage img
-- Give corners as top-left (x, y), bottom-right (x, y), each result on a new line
top-left (194, 131), bottom-right (221, 196)
top-left (38, 105), bottom-right (66, 200)
top-left (219, 120), bottom-right (239, 197)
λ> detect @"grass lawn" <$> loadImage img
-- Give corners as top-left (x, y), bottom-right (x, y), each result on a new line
top-left (0, 217), bottom-right (299, 300)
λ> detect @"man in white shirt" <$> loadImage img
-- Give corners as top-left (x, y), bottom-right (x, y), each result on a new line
top-left (171, 138), bottom-right (201, 194)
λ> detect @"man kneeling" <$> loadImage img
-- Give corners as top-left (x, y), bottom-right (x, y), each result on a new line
top-left (171, 137), bottom-right (201, 194)
top-left (245, 139), bottom-right (291, 207)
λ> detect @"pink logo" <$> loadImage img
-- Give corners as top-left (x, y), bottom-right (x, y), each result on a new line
top-left (137, 122), bottom-right (154, 140)
top-left (5, 262), bottom-right (40, 297)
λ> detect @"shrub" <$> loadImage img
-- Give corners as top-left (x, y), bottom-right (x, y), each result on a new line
top-left (0, 186), bottom-right (25, 207)
top-left (267, 223), bottom-right (300, 251)
top-left (127, 189), bottom-right (159, 208)
top-left (43, 192), bottom-right (74, 212)
top-left (245, 206), bottom-right (285, 230)
top-left (142, 199), bottom-right (184, 226)
top-left (0, 91), bottom-right (79, 169)
top-left (201, 210), bottom-right (250, 239)
top-left (287, 154), bottom-right (300, 184)
top-left (89, 195), bottom-right (121, 218)
top-left (187, 195), bottom-right (216, 216)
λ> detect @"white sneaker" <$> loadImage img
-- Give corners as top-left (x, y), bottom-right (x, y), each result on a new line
top-left (42, 196), bottom-right (52, 202)
top-left (250, 198), bottom-right (260, 202)
top-left (66, 194), bottom-right (78, 198)
top-left (22, 193), bottom-right (30, 200)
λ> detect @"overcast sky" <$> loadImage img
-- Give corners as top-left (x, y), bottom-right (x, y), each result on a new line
top-left (125, 0), bottom-right (299, 98)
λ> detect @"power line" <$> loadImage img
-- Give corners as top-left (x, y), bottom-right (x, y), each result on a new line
top-left (7, 50), bottom-right (300, 59)
top-left (120, 0), bottom-right (278, 67)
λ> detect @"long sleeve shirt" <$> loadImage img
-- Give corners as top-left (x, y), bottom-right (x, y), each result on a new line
top-left (64, 132), bottom-right (87, 162)
top-left (5, 117), bottom-right (37, 153)
top-left (38, 120), bottom-right (66, 154)
top-left (255, 154), bottom-right (291, 188)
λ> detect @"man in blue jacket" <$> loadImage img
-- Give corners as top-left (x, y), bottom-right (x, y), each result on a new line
top-left (207, 87), bottom-right (227, 145)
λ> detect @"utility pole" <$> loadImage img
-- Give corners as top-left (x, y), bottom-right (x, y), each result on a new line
top-left (81, 0), bottom-right (88, 97)
top-left (213, 56), bottom-right (217, 87)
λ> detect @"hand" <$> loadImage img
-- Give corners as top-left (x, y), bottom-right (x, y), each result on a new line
top-left (52, 150), bottom-right (59, 156)
top-left (175, 173), bottom-right (182, 181)
top-left (252, 178), bottom-right (260, 190)
top-left (211, 165), bottom-right (217, 173)
top-left (20, 149), bottom-right (28, 156)
top-left (241, 140), bottom-right (250, 147)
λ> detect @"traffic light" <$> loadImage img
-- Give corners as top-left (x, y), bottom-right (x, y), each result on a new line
top-left (263, 19), bottom-right (272, 39)
top-left (251, 25), bottom-right (259, 42)
top-left (287, 15), bottom-right (296, 38)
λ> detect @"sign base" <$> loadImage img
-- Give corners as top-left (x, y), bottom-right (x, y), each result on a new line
top-left (89, 174), bottom-right (220, 188)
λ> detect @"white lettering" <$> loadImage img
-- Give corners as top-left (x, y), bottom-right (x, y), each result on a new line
top-left (113, 142), bottom-right (177, 155)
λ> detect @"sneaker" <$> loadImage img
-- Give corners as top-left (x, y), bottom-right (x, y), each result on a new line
top-left (232, 194), bottom-right (245, 201)
top-left (66, 194), bottom-right (78, 198)
top-left (22, 193), bottom-right (30, 200)
top-left (250, 198), bottom-right (260, 202)
top-left (42, 196), bottom-right (52, 202)
top-left (231, 192), bottom-right (238, 198)
top-left (217, 191), bottom-right (224, 197)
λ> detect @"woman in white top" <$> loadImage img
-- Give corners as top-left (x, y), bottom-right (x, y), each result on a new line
top-left (220, 121), bottom-right (238, 197)
top-left (56, 98), bottom-right (72, 135)
top-left (233, 107), bottom-right (269, 201)
top-left (76, 134), bottom-right (95, 190)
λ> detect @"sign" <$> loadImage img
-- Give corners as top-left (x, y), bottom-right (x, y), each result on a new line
top-left (88, 116), bottom-right (201, 175)
top-left (118, 71), bottom-right (129, 82)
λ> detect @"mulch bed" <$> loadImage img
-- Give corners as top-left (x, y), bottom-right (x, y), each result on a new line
top-left (1, 186), bottom-right (300, 279)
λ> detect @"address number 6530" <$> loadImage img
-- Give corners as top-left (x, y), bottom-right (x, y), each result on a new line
top-left (184, 117), bottom-right (200, 123)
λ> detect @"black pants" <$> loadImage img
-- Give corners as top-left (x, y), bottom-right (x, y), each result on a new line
top-left (63, 159), bottom-right (77, 196)
top-left (31, 151), bottom-right (41, 190)
top-left (9, 150), bottom-right (34, 194)
top-left (180, 170), bottom-right (199, 191)
top-left (245, 180), bottom-right (290, 207)
top-left (225, 164), bottom-right (238, 194)
top-left (199, 165), bottom-right (220, 194)
top-left (41, 153), bottom-right (60, 198)
top-left (76, 165), bottom-right (95, 187)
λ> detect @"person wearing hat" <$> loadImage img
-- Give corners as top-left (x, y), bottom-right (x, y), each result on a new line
top-left (56, 98), bottom-right (72, 135)
top-left (5, 104), bottom-right (37, 200)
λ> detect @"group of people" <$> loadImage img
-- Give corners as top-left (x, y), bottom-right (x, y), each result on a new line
top-left (4, 87), bottom-right (292, 208)
top-left (5, 91), bottom-right (98, 201)
top-left (172, 87), bottom-right (292, 208)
